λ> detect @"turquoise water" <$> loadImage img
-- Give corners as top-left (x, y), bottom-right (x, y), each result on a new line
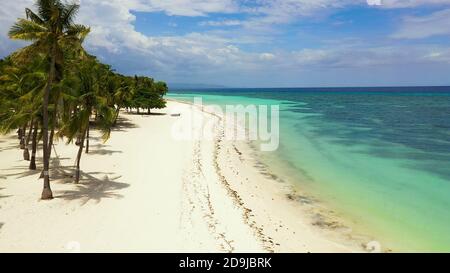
top-left (167, 87), bottom-right (450, 252)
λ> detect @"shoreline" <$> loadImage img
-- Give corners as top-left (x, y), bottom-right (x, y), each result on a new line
top-left (0, 101), bottom-right (365, 252)
top-left (171, 98), bottom-right (369, 252)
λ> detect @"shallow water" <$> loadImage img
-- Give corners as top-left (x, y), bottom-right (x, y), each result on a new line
top-left (167, 87), bottom-right (450, 252)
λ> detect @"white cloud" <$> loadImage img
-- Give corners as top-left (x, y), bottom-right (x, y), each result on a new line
top-left (3, 0), bottom-right (450, 57)
top-left (377, 0), bottom-right (450, 8)
top-left (129, 0), bottom-right (238, 16)
top-left (199, 20), bottom-right (243, 27)
top-left (2, 0), bottom-right (450, 86)
top-left (259, 53), bottom-right (275, 60)
top-left (0, 0), bottom-right (33, 39)
top-left (392, 8), bottom-right (450, 39)
top-left (239, 0), bottom-right (357, 29)
top-left (291, 45), bottom-right (450, 68)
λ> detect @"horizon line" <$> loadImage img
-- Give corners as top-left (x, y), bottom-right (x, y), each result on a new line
top-left (168, 85), bottom-right (450, 90)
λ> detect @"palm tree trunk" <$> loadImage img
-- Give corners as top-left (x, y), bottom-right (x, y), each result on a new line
top-left (40, 100), bottom-right (59, 179)
top-left (85, 125), bottom-right (89, 154)
top-left (75, 127), bottom-right (87, 183)
top-left (24, 120), bottom-right (33, 161)
top-left (46, 98), bottom-right (59, 160)
top-left (29, 121), bottom-right (38, 170)
top-left (20, 125), bottom-right (26, 149)
top-left (41, 45), bottom-right (55, 200)
top-left (40, 127), bottom-right (56, 179)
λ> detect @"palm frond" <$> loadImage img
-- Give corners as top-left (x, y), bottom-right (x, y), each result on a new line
top-left (64, 24), bottom-right (90, 42)
top-left (61, 3), bottom-right (79, 28)
top-left (37, 0), bottom-right (56, 22)
top-left (10, 41), bottom-right (49, 64)
top-left (26, 8), bottom-right (45, 25)
top-left (8, 19), bottom-right (49, 41)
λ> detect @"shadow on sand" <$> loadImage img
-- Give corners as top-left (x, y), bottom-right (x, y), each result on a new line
top-left (55, 172), bottom-right (129, 206)
top-left (0, 165), bottom-right (43, 179)
top-left (0, 144), bottom-right (18, 153)
top-left (47, 151), bottom-right (129, 205)
top-left (0, 187), bottom-right (12, 199)
top-left (0, 136), bottom-right (19, 152)
top-left (86, 143), bottom-right (123, 156)
top-left (111, 116), bottom-right (139, 132)
top-left (124, 111), bottom-right (166, 116)
top-left (1, 139), bottom-right (130, 205)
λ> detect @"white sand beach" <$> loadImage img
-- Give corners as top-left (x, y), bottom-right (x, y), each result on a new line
top-left (0, 101), bottom-right (363, 253)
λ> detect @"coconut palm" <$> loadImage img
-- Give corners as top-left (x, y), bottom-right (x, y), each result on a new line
top-left (0, 57), bottom-right (46, 167)
top-left (59, 58), bottom-right (115, 183)
top-left (8, 0), bottom-right (89, 199)
top-left (110, 74), bottom-right (133, 125)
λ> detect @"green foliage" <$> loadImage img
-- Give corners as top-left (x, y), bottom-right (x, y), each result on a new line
top-left (127, 76), bottom-right (167, 111)
top-left (0, 0), bottom-right (168, 192)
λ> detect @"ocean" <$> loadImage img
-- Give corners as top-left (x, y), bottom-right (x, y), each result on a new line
top-left (167, 87), bottom-right (450, 252)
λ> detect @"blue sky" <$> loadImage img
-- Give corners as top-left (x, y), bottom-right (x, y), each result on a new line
top-left (2, 0), bottom-right (450, 87)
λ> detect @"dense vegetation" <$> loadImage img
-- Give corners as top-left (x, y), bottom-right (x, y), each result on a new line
top-left (0, 0), bottom-right (167, 199)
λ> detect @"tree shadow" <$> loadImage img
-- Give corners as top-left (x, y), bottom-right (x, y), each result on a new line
top-left (0, 143), bottom-right (18, 153)
top-left (1, 130), bottom-right (130, 205)
top-left (0, 223), bottom-right (3, 231)
top-left (124, 112), bottom-right (166, 116)
top-left (0, 153), bottom-right (71, 180)
top-left (149, 112), bottom-right (166, 116)
top-left (42, 151), bottom-right (129, 205)
top-left (87, 144), bottom-right (123, 156)
top-left (3, 135), bottom-right (20, 140)
top-left (55, 172), bottom-right (129, 206)
top-left (0, 165), bottom-right (42, 179)
top-left (112, 116), bottom-right (139, 132)
top-left (0, 187), bottom-right (12, 199)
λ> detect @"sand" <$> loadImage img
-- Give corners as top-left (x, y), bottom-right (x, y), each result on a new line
top-left (0, 101), bottom-right (363, 253)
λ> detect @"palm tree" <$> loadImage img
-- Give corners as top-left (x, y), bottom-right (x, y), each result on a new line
top-left (112, 74), bottom-right (134, 124)
top-left (0, 58), bottom-right (46, 165)
top-left (8, 0), bottom-right (89, 199)
top-left (59, 58), bottom-right (115, 183)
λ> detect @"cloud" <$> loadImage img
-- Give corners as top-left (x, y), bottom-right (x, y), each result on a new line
top-left (199, 20), bottom-right (243, 27)
top-left (376, 0), bottom-right (450, 8)
top-left (392, 8), bottom-right (450, 39)
top-left (0, 0), bottom-right (33, 38)
top-left (2, 0), bottom-right (450, 86)
top-left (118, 0), bottom-right (238, 16)
top-left (237, 0), bottom-right (358, 30)
top-left (290, 46), bottom-right (441, 67)
top-left (259, 53), bottom-right (275, 61)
